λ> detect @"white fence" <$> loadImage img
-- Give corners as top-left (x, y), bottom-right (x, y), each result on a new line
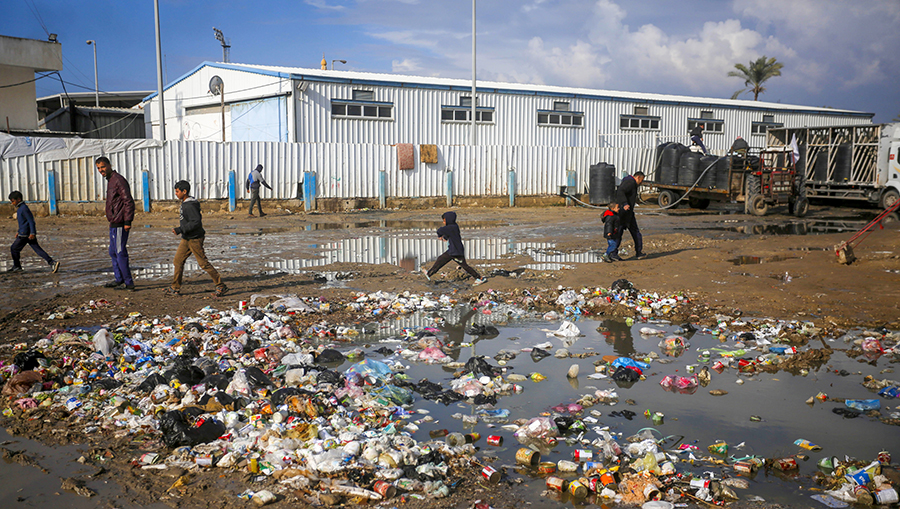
top-left (1, 140), bottom-right (656, 203)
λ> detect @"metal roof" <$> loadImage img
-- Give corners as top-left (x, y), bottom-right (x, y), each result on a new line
top-left (143, 61), bottom-right (871, 118)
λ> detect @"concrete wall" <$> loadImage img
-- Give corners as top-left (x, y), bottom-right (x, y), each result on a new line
top-left (0, 35), bottom-right (63, 131)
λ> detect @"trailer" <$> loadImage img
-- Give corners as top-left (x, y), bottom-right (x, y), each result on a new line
top-left (646, 145), bottom-right (808, 216)
top-left (766, 123), bottom-right (900, 209)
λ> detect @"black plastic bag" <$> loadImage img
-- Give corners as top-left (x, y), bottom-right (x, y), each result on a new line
top-left (611, 365), bottom-right (640, 383)
top-left (315, 349), bottom-right (345, 364)
top-left (13, 350), bottom-right (46, 371)
top-left (246, 309), bottom-right (265, 321)
top-left (316, 368), bottom-right (344, 386)
top-left (530, 348), bottom-right (551, 362)
top-left (243, 366), bottom-right (273, 388)
top-left (158, 410), bottom-right (226, 448)
top-left (138, 373), bottom-right (167, 392)
top-left (271, 387), bottom-right (311, 407)
top-left (200, 373), bottom-right (230, 391)
top-left (611, 279), bottom-right (633, 291)
top-left (463, 356), bottom-right (501, 378)
top-left (465, 324), bottom-right (500, 337)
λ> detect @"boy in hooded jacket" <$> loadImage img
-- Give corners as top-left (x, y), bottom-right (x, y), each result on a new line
top-left (166, 181), bottom-right (227, 297)
top-left (601, 202), bottom-right (623, 262)
top-left (425, 211), bottom-right (486, 285)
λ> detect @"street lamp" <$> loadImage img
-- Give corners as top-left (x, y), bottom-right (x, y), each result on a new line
top-left (86, 40), bottom-right (99, 107)
top-left (331, 59), bottom-right (347, 70)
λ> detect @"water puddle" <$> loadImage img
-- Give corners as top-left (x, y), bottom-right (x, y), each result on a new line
top-left (729, 255), bottom-right (800, 265)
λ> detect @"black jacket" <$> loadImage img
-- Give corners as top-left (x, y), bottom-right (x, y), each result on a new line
top-left (690, 125), bottom-right (703, 138)
top-left (602, 209), bottom-right (621, 239)
top-left (174, 197), bottom-right (205, 240)
top-left (436, 211), bottom-right (465, 257)
top-left (616, 175), bottom-right (640, 211)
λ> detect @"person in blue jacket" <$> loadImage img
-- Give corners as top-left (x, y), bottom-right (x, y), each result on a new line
top-left (424, 211), bottom-right (486, 285)
top-left (7, 190), bottom-right (59, 273)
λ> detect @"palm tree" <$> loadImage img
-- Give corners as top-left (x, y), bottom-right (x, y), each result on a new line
top-left (728, 56), bottom-right (784, 101)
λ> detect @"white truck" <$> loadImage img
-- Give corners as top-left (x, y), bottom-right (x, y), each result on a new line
top-left (766, 123), bottom-right (900, 209)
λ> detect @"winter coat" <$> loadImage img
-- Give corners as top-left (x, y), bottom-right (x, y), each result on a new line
top-left (15, 202), bottom-right (37, 237)
top-left (602, 209), bottom-right (621, 240)
top-left (105, 171), bottom-right (135, 227)
top-left (436, 211), bottom-right (465, 257)
top-left (174, 197), bottom-right (205, 240)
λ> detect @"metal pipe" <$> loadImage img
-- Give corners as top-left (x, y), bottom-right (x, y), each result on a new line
top-left (471, 0), bottom-right (476, 175)
top-left (154, 0), bottom-right (166, 141)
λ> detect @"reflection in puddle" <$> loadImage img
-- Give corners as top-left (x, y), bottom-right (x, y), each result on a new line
top-left (217, 219), bottom-right (505, 236)
top-left (728, 255), bottom-right (799, 265)
top-left (681, 216), bottom-right (900, 236)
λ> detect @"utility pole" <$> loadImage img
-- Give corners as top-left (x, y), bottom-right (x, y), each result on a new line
top-left (471, 0), bottom-right (476, 174)
top-left (213, 28), bottom-right (230, 63)
top-left (154, 0), bottom-right (166, 141)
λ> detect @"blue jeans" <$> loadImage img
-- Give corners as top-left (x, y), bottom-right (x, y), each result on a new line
top-left (11, 236), bottom-right (53, 267)
top-left (109, 227), bottom-right (133, 286)
top-left (691, 135), bottom-right (708, 155)
top-left (605, 237), bottom-right (619, 256)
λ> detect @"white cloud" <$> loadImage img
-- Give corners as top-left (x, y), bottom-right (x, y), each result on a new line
top-left (369, 30), bottom-right (441, 49)
top-left (304, 0), bottom-right (345, 10)
top-left (392, 58), bottom-right (422, 73)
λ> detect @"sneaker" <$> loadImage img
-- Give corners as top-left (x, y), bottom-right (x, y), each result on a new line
top-left (7, 266), bottom-right (23, 273)
top-left (424, 272), bottom-right (432, 282)
top-left (259, 212), bottom-right (267, 217)
top-left (634, 252), bottom-right (648, 260)
top-left (214, 284), bottom-right (228, 298)
top-left (52, 261), bottom-right (60, 273)
top-left (115, 284), bottom-right (135, 291)
top-left (473, 278), bottom-right (488, 286)
top-left (610, 255), bottom-right (624, 262)
top-left (248, 213), bottom-right (255, 217)
top-left (103, 280), bottom-right (123, 288)
top-left (164, 287), bottom-right (181, 296)
top-left (602, 254), bottom-right (613, 263)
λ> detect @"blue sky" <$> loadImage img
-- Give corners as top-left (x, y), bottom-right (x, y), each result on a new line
top-left (4, 0), bottom-right (899, 122)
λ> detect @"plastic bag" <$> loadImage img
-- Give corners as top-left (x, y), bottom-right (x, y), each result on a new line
top-left (845, 399), bottom-right (880, 411)
top-left (543, 321), bottom-right (580, 338)
top-left (611, 357), bottom-right (651, 371)
top-left (93, 328), bottom-right (114, 357)
top-left (158, 410), bottom-right (226, 448)
top-left (556, 290), bottom-right (578, 306)
top-left (345, 359), bottom-right (393, 381)
top-left (514, 416), bottom-right (559, 440)
top-left (418, 347), bottom-right (449, 363)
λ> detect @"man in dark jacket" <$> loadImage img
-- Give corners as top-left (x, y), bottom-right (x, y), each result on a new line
top-left (690, 123), bottom-right (708, 154)
top-left (7, 190), bottom-right (59, 273)
top-left (246, 164), bottom-right (272, 217)
top-left (166, 180), bottom-right (226, 297)
top-left (96, 156), bottom-right (135, 290)
top-left (425, 211), bottom-right (486, 285)
top-left (613, 171), bottom-right (646, 260)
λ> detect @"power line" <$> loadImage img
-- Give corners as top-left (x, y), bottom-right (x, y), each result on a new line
top-left (22, 0), bottom-right (50, 37)
top-left (0, 73), bottom-right (54, 89)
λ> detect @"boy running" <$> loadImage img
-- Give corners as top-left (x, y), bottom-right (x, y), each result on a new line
top-left (166, 181), bottom-right (227, 297)
top-left (7, 191), bottom-right (59, 273)
top-left (425, 211), bottom-right (486, 285)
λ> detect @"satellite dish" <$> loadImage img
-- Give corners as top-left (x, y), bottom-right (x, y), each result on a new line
top-left (209, 75), bottom-right (224, 95)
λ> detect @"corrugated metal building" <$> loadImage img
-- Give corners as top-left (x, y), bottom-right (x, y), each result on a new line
top-left (144, 61), bottom-right (873, 151)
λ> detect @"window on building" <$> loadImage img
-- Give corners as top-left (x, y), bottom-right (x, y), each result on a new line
top-left (751, 117), bottom-right (783, 135)
top-left (441, 96), bottom-right (494, 123)
top-left (700, 110), bottom-right (715, 119)
top-left (538, 108), bottom-right (584, 127)
top-left (554, 101), bottom-right (570, 111)
top-left (633, 105), bottom-right (649, 116)
top-left (352, 90), bottom-right (375, 101)
top-left (619, 114), bottom-right (660, 131)
top-left (331, 99), bottom-right (393, 120)
top-left (688, 118), bottom-right (724, 133)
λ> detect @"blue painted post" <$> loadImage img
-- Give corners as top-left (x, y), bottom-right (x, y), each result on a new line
top-left (228, 170), bottom-right (236, 212)
top-left (303, 171), bottom-right (317, 211)
top-left (566, 170), bottom-right (577, 206)
top-left (142, 170), bottom-right (151, 212)
top-left (47, 169), bottom-right (57, 216)
top-left (445, 170), bottom-right (453, 207)
top-left (508, 169), bottom-right (516, 207)
top-left (379, 170), bottom-right (386, 209)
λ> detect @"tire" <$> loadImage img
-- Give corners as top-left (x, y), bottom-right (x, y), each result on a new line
top-left (879, 188), bottom-right (899, 210)
top-left (793, 197), bottom-right (809, 217)
top-left (749, 194), bottom-right (768, 216)
top-left (688, 197), bottom-right (711, 209)
top-left (658, 190), bottom-right (678, 209)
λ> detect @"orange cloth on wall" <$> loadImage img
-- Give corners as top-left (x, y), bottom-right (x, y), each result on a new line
top-left (397, 144), bottom-right (415, 170)
top-left (419, 144), bottom-right (438, 164)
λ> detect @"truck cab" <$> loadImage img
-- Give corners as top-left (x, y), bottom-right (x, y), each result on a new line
top-left (879, 124), bottom-right (900, 208)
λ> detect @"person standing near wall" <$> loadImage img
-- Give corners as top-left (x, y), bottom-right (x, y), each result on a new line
top-left (96, 156), bottom-right (136, 291)
top-left (612, 171), bottom-right (646, 260)
top-left (246, 164), bottom-right (272, 217)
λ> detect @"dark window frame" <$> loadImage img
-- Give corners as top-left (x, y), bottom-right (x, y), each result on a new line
top-left (619, 114), bottom-right (660, 131)
top-left (331, 99), bottom-right (394, 120)
top-left (440, 105), bottom-right (495, 124)
top-left (537, 109), bottom-right (584, 127)
top-left (688, 118), bottom-right (725, 134)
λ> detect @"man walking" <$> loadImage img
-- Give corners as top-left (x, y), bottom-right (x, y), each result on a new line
top-left (96, 156), bottom-right (135, 290)
top-left (690, 123), bottom-right (709, 155)
top-left (246, 164), bottom-right (272, 217)
top-left (166, 180), bottom-right (226, 297)
top-left (7, 191), bottom-right (60, 273)
top-left (613, 171), bottom-right (646, 260)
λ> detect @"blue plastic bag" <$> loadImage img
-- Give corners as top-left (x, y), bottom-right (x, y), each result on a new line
top-left (610, 357), bottom-right (651, 371)
top-left (845, 399), bottom-right (880, 411)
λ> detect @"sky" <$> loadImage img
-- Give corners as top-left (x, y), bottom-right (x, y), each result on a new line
top-left (4, 0), bottom-right (899, 122)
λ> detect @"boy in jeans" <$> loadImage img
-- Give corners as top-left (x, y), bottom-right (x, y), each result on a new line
top-left (7, 191), bottom-right (59, 273)
top-left (425, 211), bottom-right (486, 286)
top-left (601, 202), bottom-right (623, 262)
top-left (166, 181), bottom-right (227, 297)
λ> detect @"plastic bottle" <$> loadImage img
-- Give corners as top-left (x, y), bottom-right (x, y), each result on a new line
top-left (446, 432), bottom-right (466, 447)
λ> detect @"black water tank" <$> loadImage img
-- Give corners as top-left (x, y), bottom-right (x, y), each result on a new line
top-left (589, 162), bottom-right (616, 205)
top-left (654, 142), bottom-right (671, 177)
top-left (833, 143), bottom-right (851, 182)
top-left (813, 149), bottom-right (829, 181)
top-left (678, 151), bottom-right (702, 186)
top-left (715, 156), bottom-right (731, 190)
top-left (699, 155), bottom-right (718, 188)
top-left (660, 143), bottom-right (684, 184)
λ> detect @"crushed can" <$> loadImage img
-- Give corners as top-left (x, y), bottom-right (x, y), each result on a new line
top-left (515, 448), bottom-right (540, 467)
top-left (708, 441), bottom-right (728, 455)
top-left (733, 461), bottom-right (753, 474)
top-left (853, 485), bottom-right (874, 505)
top-left (486, 435), bottom-right (503, 446)
top-left (140, 452), bottom-right (160, 465)
top-left (878, 451), bottom-right (891, 465)
top-left (546, 476), bottom-right (567, 492)
top-left (874, 488), bottom-right (899, 505)
top-left (712, 361), bottom-right (726, 373)
top-left (774, 457), bottom-right (798, 471)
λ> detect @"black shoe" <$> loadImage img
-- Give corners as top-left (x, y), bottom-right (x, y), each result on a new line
top-left (634, 252), bottom-right (647, 259)
top-left (610, 255), bottom-right (624, 262)
top-left (52, 261), bottom-right (60, 273)
top-left (103, 280), bottom-right (124, 288)
top-left (115, 284), bottom-right (135, 291)
top-left (7, 266), bottom-right (23, 273)
top-left (259, 212), bottom-right (267, 217)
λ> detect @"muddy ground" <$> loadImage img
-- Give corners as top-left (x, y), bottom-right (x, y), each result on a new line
top-left (1, 196), bottom-right (899, 509)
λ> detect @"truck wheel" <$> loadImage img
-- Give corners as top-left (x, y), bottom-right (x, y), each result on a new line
top-left (749, 194), bottom-right (768, 216)
top-left (688, 197), bottom-right (711, 209)
top-left (658, 190), bottom-right (678, 209)
top-left (880, 189), bottom-right (899, 210)
top-left (793, 197), bottom-right (810, 217)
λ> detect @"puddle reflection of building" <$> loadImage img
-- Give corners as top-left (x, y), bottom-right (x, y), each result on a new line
top-left (265, 236), bottom-right (602, 273)
top-left (131, 261), bottom-right (200, 280)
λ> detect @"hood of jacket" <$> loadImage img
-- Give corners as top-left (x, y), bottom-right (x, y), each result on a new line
top-left (441, 211), bottom-right (457, 225)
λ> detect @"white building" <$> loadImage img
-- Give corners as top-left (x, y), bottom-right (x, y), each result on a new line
top-left (144, 61), bottom-right (872, 150)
